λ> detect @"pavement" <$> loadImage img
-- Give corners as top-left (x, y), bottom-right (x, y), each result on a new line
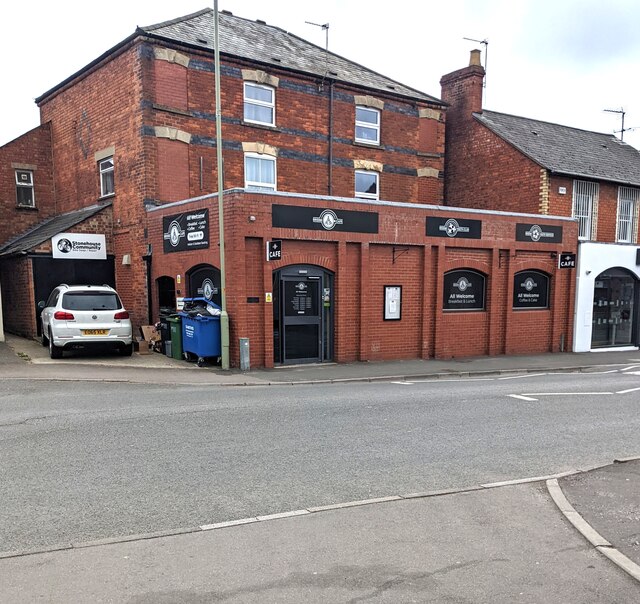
top-left (1, 334), bottom-right (640, 602)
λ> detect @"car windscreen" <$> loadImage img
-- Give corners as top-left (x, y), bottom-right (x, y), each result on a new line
top-left (62, 293), bottom-right (121, 311)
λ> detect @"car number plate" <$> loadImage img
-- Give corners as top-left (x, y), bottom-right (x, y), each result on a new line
top-left (82, 329), bottom-right (109, 336)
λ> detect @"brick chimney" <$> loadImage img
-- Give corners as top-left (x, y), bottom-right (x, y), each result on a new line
top-left (439, 51), bottom-right (486, 206)
top-left (440, 50), bottom-right (485, 115)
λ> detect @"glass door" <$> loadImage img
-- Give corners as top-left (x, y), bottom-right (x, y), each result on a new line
top-left (591, 268), bottom-right (636, 347)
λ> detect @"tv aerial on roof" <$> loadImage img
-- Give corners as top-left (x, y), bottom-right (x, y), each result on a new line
top-left (306, 21), bottom-right (330, 88)
top-left (464, 37), bottom-right (488, 102)
top-left (603, 107), bottom-right (637, 142)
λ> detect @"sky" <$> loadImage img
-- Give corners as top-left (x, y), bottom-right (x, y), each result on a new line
top-left (2, 0), bottom-right (640, 148)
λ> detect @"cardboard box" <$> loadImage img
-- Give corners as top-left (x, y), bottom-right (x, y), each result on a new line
top-left (135, 337), bottom-right (152, 355)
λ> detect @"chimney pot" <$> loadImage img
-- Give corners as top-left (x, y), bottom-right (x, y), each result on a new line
top-left (470, 49), bottom-right (482, 66)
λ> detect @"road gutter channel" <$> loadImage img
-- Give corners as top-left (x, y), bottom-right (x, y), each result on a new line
top-left (5, 461), bottom-right (639, 561)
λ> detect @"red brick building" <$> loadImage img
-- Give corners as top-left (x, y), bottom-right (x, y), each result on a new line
top-left (441, 51), bottom-right (640, 352)
top-left (0, 10), bottom-right (578, 365)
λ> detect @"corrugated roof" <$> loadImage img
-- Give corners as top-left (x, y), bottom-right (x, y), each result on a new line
top-left (0, 203), bottom-right (110, 257)
top-left (139, 8), bottom-right (442, 104)
top-left (475, 110), bottom-right (640, 187)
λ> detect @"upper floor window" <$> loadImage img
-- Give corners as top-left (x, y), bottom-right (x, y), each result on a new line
top-left (355, 170), bottom-right (379, 200)
top-left (15, 170), bottom-right (35, 207)
top-left (99, 157), bottom-right (114, 197)
top-left (572, 180), bottom-right (598, 240)
top-left (245, 153), bottom-right (276, 191)
top-left (244, 83), bottom-right (275, 127)
top-left (355, 106), bottom-right (380, 145)
top-left (616, 186), bottom-right (639, 243)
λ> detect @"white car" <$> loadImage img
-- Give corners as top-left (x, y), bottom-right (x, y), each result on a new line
top-left (39, 284), bottom-right (133, 358)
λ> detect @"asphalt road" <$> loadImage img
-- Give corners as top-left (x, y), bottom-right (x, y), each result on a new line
top-left (1, 370), bottom-right (639, 554)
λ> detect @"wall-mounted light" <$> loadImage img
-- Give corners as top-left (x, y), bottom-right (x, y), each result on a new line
top-left (248, 215), bottom-right (256, 222)
top-left (122, 254), bottom-right (131, 266)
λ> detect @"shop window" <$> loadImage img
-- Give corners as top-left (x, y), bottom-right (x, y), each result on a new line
top-left (513, 271), bottom-right (550, 310)
top-left (355, 106), bottom-right (380, 145)
top-left (616, 186), bottom-right (639, 243)
top-left (244, 82), bottom-right (275, 126)
top-left (99, 157), bottom-right (115, 198)
top-left (245, 153), bottom-right (276, 191)
top-left (15, 169), bottom-right (35, 207)
top-left (572, 180), bottom-right (598, 240)
top-left (355, 170), bottom-right (379, 200)
top-left (443, 269), bottom-right (486, 311)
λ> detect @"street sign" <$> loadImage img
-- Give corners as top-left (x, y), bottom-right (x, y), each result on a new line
top-left (558, 252), bottom-right (576, 269)
top-left (266, 240), bottom-right (282, 261)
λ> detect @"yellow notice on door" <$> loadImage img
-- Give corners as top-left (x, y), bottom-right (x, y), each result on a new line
top-left (265, 292), bottom-right (273, 303)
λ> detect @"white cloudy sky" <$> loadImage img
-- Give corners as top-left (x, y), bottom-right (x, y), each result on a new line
top-left (2, 0), bottom-right (639, 148)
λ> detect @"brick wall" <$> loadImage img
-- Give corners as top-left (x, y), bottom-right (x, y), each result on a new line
top-left (0, 257), bottom-right (36, 337)
top-left (146, 191), bottom-right (578, 368)
top-left (0, 124), bottom-right (55, 247)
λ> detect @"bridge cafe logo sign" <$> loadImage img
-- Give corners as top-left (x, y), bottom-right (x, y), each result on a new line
top-left (516, 223), bottom-right (562, 244)
top-left (426, 216), bottom-right (482, 239)
top-left (163, 209), bottom-right (210, 253)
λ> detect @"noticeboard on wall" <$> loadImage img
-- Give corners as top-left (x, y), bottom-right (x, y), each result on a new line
top-left (384, 285), bottom-right (402, 320)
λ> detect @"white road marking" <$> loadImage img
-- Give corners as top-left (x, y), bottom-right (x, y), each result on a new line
top-left (499, 373), bottom-right (546, 380)
top-left (523, 392), bottom-right (614, 397)
top-left (509, 394), bottom-right (537, 401)
top-left (408, 378), bottom-right (495, 384)
top-left (620, 365), bottom-right (640, 372)
top-left (391, 381), bottom-right (414, 385)
top-left (616, 386), bottom-right (640, 394)
top-left (622, 371), bottom-right (640, 376)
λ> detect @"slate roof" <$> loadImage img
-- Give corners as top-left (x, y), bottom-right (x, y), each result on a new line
top-left (475, 110), bottom-right (640, 187)
top-left (139, 8), bottom-right (442, 105)
top-left (0, 203), bottom-right (110, 257)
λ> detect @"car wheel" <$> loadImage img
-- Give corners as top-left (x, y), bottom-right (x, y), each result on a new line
top-left (48, 331), bottom-right (63, 359)
top-left (41, 329), bottom-right (48, 347)
top-left (120, 343), bottom-right (133, 357)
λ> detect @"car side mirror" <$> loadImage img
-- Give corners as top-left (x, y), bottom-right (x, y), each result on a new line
top-left (37, 300), bottom-right (45, 309)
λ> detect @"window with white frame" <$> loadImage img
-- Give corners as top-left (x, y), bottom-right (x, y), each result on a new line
top-left (99, 157), bottom-right (115, 197)
top-left (572, 179), bottom-right (598, 240)
top-left (616, 186), bottom-right (640, 243)
top-left (355, 170), bottom-right (379, 200)
top-left (15, 170), bottom-right (35, 207)
top-left (244, 82), bottom-right (275, 126)
top-left (355, 106), bottom-right (380, 145)
top-left (245, 153), bottom-right (276, 191)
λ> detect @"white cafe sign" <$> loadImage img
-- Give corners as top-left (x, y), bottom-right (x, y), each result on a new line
top-left (52, 233), bottom-right (107, 260)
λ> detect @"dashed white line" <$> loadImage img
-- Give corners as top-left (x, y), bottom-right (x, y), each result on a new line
top-left (509, 394), bottom-right (537, 401)
top-left (522, 392), bottom-right (614, 397)
top-left (499, 373), bottom-right (547, 380)
top-left (616, 386), bottom-right (640, 394)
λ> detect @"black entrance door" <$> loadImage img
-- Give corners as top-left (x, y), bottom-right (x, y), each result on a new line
top-left (273, 265), bottom-right (333, 365)
top-left (281, 276), bottom-right (322, 363)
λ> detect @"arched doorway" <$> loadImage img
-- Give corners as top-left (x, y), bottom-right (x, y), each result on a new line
top-left (187, 264), bottom-right (221, 307)
top-left (591, 267), bottom-right (638, 348)
top-left (273, 265), bottom-right (334, 364)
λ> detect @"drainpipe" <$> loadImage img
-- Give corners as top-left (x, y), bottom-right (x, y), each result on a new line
top-left (143, 247), bottom-right (153, 325)
top-left (328, 79), bottom-right (334, 196)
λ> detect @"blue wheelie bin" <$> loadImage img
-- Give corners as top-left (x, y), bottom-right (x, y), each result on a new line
top-left (179, 298), bottom-right (221, 367)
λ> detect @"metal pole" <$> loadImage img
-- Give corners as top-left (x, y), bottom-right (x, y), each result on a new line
top-left (213, 0), bottom-right (230, 369)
